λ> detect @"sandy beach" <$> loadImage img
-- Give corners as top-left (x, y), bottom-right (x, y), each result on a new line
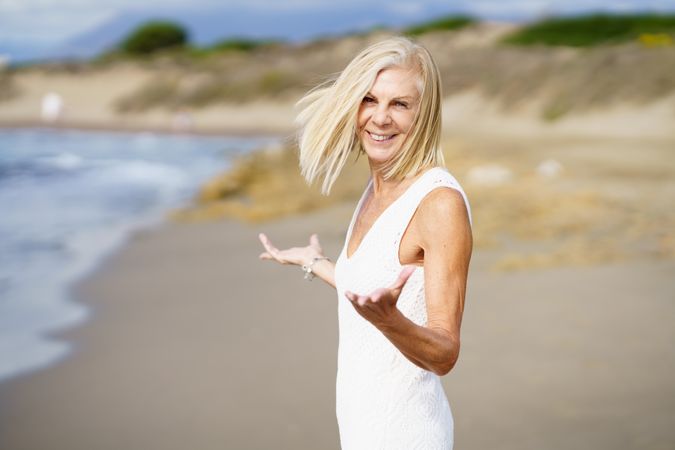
top-left (1, 129), bottom-right (674, 449)
top-left (2, 22), bottom-right (675, 449)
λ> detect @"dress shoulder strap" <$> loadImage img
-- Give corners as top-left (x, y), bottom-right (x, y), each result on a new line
top-left (390, 167), bottom-right (473, 259)
top-left (416, 166), bottom-right (472, 227)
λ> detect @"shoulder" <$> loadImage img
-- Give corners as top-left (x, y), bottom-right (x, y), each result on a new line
top-left (418, 167), bottom-right (468, 218)
top-left (418, 186), bottom-right (468, 225)
top-left (415, 169), bottom-right (472, 246)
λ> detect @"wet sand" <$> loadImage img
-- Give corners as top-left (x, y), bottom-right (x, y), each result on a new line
top-left (0, 196), bottom-right (674, 449)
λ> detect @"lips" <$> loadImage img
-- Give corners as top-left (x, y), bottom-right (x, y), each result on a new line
top-left (367, 131), bottom-right (397, 142)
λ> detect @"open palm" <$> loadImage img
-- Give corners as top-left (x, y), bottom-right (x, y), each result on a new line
top-left (345, 266), bottom-right (416, 328)
top-left (258, 232), bottom-right (324, 266)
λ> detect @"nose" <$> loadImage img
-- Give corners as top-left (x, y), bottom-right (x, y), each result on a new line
top-left (371, 104), bottom-right (391, 127)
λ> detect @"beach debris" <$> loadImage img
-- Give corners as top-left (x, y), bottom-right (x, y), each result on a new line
top-left (536, 159), bottom-right (564, 178)
top-left (40, 92), bottom-right (64, 122)
top-left (466, 164), bottom-right (513, 186)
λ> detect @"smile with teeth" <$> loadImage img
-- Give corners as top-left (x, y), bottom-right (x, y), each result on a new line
top-left (367, 131), bottom-right (396, 142)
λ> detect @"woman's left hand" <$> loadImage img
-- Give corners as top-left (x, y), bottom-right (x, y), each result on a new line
top-left (345, 266), bottom-right (416, 329)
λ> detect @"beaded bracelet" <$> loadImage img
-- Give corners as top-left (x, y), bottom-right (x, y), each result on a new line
top-left (302, 256), bottom-right (331, 281)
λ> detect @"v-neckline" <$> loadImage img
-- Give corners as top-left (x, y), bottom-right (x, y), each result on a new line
top-left (344, 167), bottom-right (439, 261)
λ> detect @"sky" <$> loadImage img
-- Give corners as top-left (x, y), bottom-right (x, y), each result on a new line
top-left (1, 0), bottom-right (675, 57)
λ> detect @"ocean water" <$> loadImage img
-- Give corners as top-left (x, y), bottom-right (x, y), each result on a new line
top-left (0, 128), bottom-right (279, 383)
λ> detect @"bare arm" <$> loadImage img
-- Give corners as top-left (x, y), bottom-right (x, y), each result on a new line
top-left (345, 188), bottom-right (472, 375)
top-left (258, 233), bottom-right (337, 289)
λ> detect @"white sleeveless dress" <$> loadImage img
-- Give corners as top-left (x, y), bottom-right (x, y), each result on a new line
top-left (334, 166), bottom-right (472, 450)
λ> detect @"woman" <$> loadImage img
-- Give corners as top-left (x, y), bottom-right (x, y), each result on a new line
top-left (258, 36), bottom-right (473, 449)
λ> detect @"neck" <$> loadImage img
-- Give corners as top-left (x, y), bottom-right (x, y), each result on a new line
top-left (368, 160), bottom-right (420, 197)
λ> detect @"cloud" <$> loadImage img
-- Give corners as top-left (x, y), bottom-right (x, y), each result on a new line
top-left (0, 8), bottom-right (115, 43)
top-left (0, 0), bottom-right (352, 41)
top-left (387, 2), bottom-right (427, 16)
top-left (0, 0), bottom-right (384, 44)
top-left (2, 0), bottom-right (675, 46)
top-left (460, 0), bottom-right (675, 19)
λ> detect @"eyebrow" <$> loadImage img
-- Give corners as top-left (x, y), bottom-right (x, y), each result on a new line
top-left (365, 92), bottom-right (415, 101)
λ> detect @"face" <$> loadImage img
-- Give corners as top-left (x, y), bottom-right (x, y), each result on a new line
top-left (357, 65), bottom-right (421, 167)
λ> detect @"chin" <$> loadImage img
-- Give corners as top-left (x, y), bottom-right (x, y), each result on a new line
top-left (363, 148), bottom-right (399, 166)
top-left (362, 138), bottom-right (401, 155)
top-left (361, 133), bottom-right (403, 162)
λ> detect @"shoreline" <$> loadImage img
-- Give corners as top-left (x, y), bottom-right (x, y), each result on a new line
top-left (0, 120), bottom-right (290, 139)
top-left (0, 129), bottom-right (282, 385)
top-left (0, 215), bottom-right (169, 386)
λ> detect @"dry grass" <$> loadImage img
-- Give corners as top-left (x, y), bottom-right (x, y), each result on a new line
top-left (171, 143), bottom-right (370, 223)
top-left (106, 28), bottom-right (675, 118)
top-left (173, 135), bottom-right (675, 272)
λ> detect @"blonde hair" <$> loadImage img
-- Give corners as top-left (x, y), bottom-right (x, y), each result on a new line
top-left (295, 35), bottom-right (445, 195)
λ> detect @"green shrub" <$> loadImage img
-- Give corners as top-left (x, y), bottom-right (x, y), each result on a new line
top-left (183, 38), bottom-right (281, 59)
top-left (404, 15), bottom-right (475, 36)
top-left (541, 101), bottom-right (571, 122)
top-left (503, 13), bottom-right (675, 47)
top-left (210, 38), bottom-right (265, 52)
top-left (120, 21), bottom-right (189, 55)
top-left (257, 70), bottom-right (297, 94)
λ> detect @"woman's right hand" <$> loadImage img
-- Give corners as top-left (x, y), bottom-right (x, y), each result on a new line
top-left (258, 232), bottom-right (325, 267)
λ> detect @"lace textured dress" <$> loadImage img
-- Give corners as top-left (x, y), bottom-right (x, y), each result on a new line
top-left (333, 166), bottom-right (472, 450)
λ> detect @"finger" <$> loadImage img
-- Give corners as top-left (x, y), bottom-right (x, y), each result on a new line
top-left (259, 233), bottom-right (281, 256)
top-left (390, 266), bottom-right (416, 290)
top-left (258, 233), bottom-right (271, 250)
top-left (370, 292), bottom-right (382, 304)
top-left (260, 244), bottom-right (287, 264)
top-left (309, 233), bottom-right (321, 248)
top-left (346, 291), bottom-right (362, 303)
top-left (259, 232), bottom-right (276, 248)
top-left (357, 295), bottom-right (370, 307)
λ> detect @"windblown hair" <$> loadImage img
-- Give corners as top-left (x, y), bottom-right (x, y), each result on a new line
top-left (295, 36), bottom-right (445, 195)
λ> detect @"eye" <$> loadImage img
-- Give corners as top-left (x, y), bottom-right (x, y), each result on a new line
top-left (395, 101), bottom-right (409, 108)
top-left (362, 96), bottom-right (375, 103)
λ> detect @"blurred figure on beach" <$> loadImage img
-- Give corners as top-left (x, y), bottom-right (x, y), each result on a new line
top-left (40, 92), bottom-right (64, 122)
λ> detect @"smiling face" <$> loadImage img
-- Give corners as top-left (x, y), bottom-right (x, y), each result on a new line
top-left (357, 65), bottom-right (421, 168)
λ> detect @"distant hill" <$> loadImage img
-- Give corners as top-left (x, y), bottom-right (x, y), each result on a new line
top-left (14, 4), bottom-right (470, 63)
top-left (100, 23), bottom-right (674, 121)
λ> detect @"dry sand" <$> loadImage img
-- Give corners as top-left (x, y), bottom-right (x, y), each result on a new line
top-left (0, 63), bottom-right (296, 135)
top-left (0, 176), bottom-right (674, 449)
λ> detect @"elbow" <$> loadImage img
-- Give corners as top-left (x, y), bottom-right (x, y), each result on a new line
top-left (431, 339), bottom-right (460, 376)
top-left (432, 357), bottom-right (457, 377)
